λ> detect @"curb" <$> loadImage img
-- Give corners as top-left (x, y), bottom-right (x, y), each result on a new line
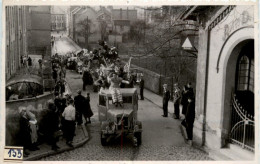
top-left (24, 136), bottom-right (90, 161)
top-left (24, 126), bottom-right (90, 161)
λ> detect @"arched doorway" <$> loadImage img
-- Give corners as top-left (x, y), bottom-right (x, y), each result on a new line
top-left (222, 39), bottom-right (254, 151)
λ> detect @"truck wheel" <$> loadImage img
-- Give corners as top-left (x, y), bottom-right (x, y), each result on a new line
top-left (134, 132), bottom-right (142, 146)
top-left (101, 132), bottom-right (107, 146)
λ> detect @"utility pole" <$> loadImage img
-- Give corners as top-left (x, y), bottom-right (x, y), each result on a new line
top-left (86, 16), bottom-right (89, 47)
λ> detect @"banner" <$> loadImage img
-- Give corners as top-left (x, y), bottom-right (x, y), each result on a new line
top-left (124, 57), bottom-right (132, 73)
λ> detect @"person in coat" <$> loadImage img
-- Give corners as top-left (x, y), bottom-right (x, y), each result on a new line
top-left (173, 83), bottom-right (181, 119)
top-left (185, 95), bottom-right (195, 146)
top-left (43, 100), bottom-right (60, 151)
top-left (27, 57), bottom-right (32, 67)
top-left (82, 69), bottom-right (89, 91)
top-left (181, 85), bottom-right (189, 117)
top-left (19, 108), bottom-right (32, 157)
top-left (139, 76), bottom-right (144, 100)
top-left (162, 84), bottom-right (170, 117)
top-left (83, 93), bottom-right (94, 124)
top-left (74, 90), bottom-right (86, 125)
top-left (62, 99), bottom-right (76, 147)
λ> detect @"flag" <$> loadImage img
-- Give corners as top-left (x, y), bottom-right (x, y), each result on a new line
top-left (124, 57), bottom-right (132, 73)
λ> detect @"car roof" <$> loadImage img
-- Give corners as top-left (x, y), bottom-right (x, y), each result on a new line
top-left (100, 88), bottom-right (137, 97)
top-left (6, 74), bottom-right (42, 86)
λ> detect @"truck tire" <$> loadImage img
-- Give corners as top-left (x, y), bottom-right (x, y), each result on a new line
top-left (101, 132), bottom-right (108, 146)
top-left (134, 132), bottom-right (142, 146)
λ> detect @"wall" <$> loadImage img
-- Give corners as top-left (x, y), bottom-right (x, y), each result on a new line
top-left (27, 6), bottom-right (51, 56)
top-left (194, 5), bottom-right (255, 150)
top-left (6, 93), bottom-right (54, 146)
top-left (5, 6), bottom-right (28, 80)
top-left (108, 35), bottom-right (122, 43)
top-left (112, 9), bottom-right (137, 21)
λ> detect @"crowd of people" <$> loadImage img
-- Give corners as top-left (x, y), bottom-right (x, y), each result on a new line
top-left (19, 89), bottom-right (93, 157)
top-left (162, 82), bottom-right (195, 145)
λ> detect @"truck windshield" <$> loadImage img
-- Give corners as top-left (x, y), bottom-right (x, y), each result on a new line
top-left (107, 96), bottom-right (133, 104)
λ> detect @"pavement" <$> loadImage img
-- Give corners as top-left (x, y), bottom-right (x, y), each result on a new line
top-left (23, 125), bottom-right (89, 161)
top-left (31, 34), bottom-right (211, 161)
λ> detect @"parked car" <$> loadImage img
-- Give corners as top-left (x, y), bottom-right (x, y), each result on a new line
top-left (98, 88), bottom-right (142, 146)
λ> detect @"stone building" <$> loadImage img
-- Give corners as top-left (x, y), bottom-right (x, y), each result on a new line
top-left (27, 6), bottom-right (51, 58)
top-left (5, 6), bottom-right (51, 80)
top-left (181, 5), bottom-right (255, 159)
top-left (111, 8), bottom-right (137, 35)
top-left (5, 6), bottom-right (28, 80)
top-left (51, 6), bottom-right (67, 31)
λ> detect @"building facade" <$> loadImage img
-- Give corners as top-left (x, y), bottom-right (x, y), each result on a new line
top-left (111, 8), bottom-right (137, 35)
top-left (51, 6), bottom-right (67, 31)
top-left (5, 6), bottom-right (51, 80)
top-left (27, 6), bottom-right (51, 58)
top-left (5, 6), bottom-right (28, 80)
top-left (181, 5), bottom-right (255, 157)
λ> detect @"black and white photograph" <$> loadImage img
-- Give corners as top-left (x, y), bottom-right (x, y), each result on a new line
top-left (2, 0), bottom-right (258, 162)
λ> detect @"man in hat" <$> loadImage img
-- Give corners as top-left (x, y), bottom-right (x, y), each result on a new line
top-left (162, 84), bottom-right (170, 117)
top-left (173, 83), bottom-right (181, 119)
top-left (74, 90), bottom-right (86, 125)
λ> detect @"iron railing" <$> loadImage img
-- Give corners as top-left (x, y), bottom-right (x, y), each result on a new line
top-left (230, 93), bottom-right (254, 152)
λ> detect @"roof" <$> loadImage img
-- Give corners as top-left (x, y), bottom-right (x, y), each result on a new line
top-left (97, 7), bottom-right (111, 17)
top-left (101, 88), bottom-right (137, 97)
top-left (51, 6), bottom-right (67, 14)
top-left (6, 74), bottom-right (42, 86)
top-left (111, 9), bottom-right (137, 21)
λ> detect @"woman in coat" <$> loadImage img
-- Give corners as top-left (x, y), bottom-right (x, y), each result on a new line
top-left (83, 93), bottom-right (93, 124)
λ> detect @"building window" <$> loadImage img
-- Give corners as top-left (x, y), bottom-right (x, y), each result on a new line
top-left (120, 25), bottom-right (124, 31)
top-left (237, 55), bottom-right (250, 91)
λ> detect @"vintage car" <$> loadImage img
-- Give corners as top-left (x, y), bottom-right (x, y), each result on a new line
top-left (98, 88), bottom-right (142, 146)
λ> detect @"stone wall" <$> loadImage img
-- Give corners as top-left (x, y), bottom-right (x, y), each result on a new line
top-left (6, 93), bottom-right (54, 146)
top-left (126, 62), bottom-right (173, 95)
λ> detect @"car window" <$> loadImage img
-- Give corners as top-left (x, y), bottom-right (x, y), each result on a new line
top-left (99, 95), bottom-right (106, 106)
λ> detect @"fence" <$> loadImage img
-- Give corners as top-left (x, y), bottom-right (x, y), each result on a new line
top-left (230, 93), bottom-right (255, 152)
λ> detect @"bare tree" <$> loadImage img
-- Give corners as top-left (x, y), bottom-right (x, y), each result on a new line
top-left (129, 20), bottom-right (150, 45)
top-left (99, 20), bottom-right (107, 41)
top-left (129, 6), bottom-right (199, 84)
top-left (77, 18), bottom-right (93, 46)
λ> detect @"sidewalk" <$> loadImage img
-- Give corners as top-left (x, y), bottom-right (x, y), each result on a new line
top-left (142, 88), bottom-right (175, 116)
top-left (23, 124), bottom-right (89, 161)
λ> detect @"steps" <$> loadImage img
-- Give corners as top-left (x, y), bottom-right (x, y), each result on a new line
top-left (209, 144), bottom-right (255, 161)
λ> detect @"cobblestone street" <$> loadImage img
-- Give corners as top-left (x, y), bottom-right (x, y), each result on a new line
top-left (39, 50), bottom-right (211, 160)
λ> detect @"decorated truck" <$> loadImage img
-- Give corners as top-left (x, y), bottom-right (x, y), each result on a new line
top-left (98, 88), bottom-right (142, 146)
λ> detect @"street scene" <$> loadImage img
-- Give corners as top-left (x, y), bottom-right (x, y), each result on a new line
top-left (5, 5), bottom-right (256, 161)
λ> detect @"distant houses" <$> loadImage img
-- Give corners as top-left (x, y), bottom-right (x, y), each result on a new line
top-left (51, 6), bottom-right (67, 31)
top-left (68, 6), bottom-right (138, 48)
